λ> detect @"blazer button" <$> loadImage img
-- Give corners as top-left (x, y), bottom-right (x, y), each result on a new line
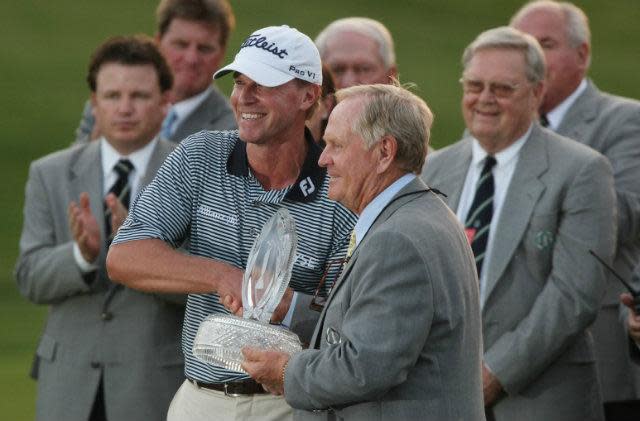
top-left (101, 311), bottom-right (113, 321)
top-left (90, 362), bottom-right (101, 369)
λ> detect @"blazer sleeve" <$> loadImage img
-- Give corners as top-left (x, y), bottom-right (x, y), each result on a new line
top-left (14, 162), bottom-right (93, 304)
top-left (484, 153), bottom-right (617, 395)
top-left (284, 228), bottom-right (433, 410)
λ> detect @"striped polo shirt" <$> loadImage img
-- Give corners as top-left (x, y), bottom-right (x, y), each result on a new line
top-left (114, 129), bottom-right (356, 383)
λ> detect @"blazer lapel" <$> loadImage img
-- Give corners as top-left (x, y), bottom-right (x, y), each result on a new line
top-left (437, 141), bottom-right (472, 211)
top-left (482, 126), bottom-right (548, 305)
top-left (556, 80), bottom-right (599, 145)
top-left (310, 244), bottom-right (361, 348)
top-left (70, 142), bottom-right (105, 240)
top-left (310, 178), bottom-right (431, 348)
top-left (140, 139), bottom-right (170, 187)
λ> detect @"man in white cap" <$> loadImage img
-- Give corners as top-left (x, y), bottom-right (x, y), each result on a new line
top-left (106, 25), bottom-right (356, 421)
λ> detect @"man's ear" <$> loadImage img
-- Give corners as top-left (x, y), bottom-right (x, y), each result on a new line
top-left (301, 84), bottom-right (322, 112)
top-left (576, 42), bottom-right (590, 72)
top-left (386, 65), bottom-right (398, 83)
top-left (376, 135), bottom-right (398, 174)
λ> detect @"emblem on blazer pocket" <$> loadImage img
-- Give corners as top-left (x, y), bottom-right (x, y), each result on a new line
top-left (534, 230), bottom-right (554, 250)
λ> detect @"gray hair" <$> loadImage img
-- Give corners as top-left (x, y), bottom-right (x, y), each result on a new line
top-left (462, 26), bottom-right (546, 84)
top-left (510, 1), bottom-right (591, 66)
top-left (336, 83), bottom-right (433, 174)
top-left (315, 17), bottom-right (396, 69)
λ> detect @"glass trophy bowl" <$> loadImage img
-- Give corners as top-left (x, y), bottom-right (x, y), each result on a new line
top-left (192, 208), bottom-right (302, 373)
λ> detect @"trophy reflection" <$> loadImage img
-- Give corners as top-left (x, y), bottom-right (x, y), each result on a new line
top-left (192, 209), bottom-right (302, 373)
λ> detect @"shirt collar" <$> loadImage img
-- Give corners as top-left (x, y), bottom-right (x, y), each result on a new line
top-left (100, 136), bottom-right (158, 180)
top-left (547, 78), bottom-right (588, 130)
top-left (471, 124), bottom-right (532, 168)
top-left (226, 128), bottom-right (326, 203)
top-left (170, 86), bottom-right (212, 122)
top-left (354, 173), bottom-right (416, 247)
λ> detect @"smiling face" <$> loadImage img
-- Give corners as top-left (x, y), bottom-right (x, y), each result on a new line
top-left (319, 97), bottom-right (379, 213)
top-left (512, 6), bottom-right (589, 113)
top-left (157, 18), bottom-right (225, 102)
top-left (322, 31), bottom-right (396, 89)
top-left (230, 74), bottom-right (317, 145)
top-left (462, 48), bottom-right (543, 154)
top-left (91, 63), bottom-right (168, 154)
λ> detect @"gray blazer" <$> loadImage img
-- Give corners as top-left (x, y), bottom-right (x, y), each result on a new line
top-left (285, 178), bottom-right (485, 421)
top-left (15, 139), bottom-right (185, 421)
top-left (556, 81), bottom-right (640, 402)
top-left (422, 125), bottom-right (616, 421)
top-left (74, 86), bottom-right (236, 144)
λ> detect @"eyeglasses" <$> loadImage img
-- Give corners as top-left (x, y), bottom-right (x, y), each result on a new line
top-left (459, 77), bottom-right (521, 99)
top-left (309, 257), bottom-right (349, 312)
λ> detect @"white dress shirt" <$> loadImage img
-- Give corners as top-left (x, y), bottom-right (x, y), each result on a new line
top-left (73, 136), bottom-right (158, 271)
top-left (456, 127), bottom-right (532, 306)
top-left (546, 79), bottom-right (587, 131)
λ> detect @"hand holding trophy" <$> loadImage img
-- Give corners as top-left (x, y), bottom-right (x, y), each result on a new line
top-left (192, 209), bottom-right (302, 373)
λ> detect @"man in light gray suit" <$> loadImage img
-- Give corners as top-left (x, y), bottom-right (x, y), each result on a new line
top-left (75, 0), bottom-right (237, 143)
top-left (422, 27), bottom-right (616, 421)
top-left (15, 36), bottom-right (183, 421)
top-left (242, 83), bottom-right (485, 421)
top-left (511, 3), bottom-right (640, 418)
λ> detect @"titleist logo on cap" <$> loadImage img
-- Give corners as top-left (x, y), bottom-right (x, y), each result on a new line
top-left (240, 34), bottom-right (289, 59)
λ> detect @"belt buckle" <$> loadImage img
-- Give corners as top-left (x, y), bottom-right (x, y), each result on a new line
top-left (223, 382), bottom-right (243, 397)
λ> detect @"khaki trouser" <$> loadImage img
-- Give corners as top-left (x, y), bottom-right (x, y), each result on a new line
top-left (167, 379), bottom-right (293, 421)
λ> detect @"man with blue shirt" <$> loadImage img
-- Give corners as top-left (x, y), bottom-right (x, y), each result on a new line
top-left (242, 83), bottom-right (485, 421)
top-left (106, 25), bottom-right (356, 421)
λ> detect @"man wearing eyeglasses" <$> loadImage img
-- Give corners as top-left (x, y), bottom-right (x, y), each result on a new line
top-left (242, 83), bottom-right (485, 420)
top-left (422, 27), bottom-right (615, 421)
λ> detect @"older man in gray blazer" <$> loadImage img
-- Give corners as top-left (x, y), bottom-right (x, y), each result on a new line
top-left (15, 36), bottom-right (184, 421)
top-left (511, 3), bottom-right (640, 418)
top-left (422, 27), bottom-right (616, 421)
top-left (242, 83), bottom-right (485, 421)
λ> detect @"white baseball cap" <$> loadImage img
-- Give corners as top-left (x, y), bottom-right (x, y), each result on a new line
top-left (214, 25), bottom-right (322, 87)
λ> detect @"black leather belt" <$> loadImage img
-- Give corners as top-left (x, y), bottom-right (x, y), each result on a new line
top-left (188, 378), bottom-right (267, 396)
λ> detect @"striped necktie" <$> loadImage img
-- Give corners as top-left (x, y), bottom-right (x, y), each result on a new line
top-left (105, 159), bottom-right (134, 241)
top-left (465, 155), bottom-right (497, 277)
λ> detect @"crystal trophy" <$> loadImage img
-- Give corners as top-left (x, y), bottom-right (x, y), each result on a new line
top-left (192, 208), bottom-right (302, 373)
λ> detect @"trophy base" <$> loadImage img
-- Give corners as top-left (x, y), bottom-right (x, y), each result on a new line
top-left (193, 314), bottom-right (302, 373)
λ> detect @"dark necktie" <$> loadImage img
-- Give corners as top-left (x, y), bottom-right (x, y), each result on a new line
top-left (465, 155), bottom-right (497, 278)
top-left (105, 159), bottom-right (134, 240)
top-left (540, 113), bottom-right (550, 128)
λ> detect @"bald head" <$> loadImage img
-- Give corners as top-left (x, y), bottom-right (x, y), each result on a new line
top-left (315, 17), bottom-right (397, 89)
top-left (511, 1), bottom-right (591, 113)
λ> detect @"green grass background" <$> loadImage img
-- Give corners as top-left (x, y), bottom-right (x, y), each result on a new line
top-left (2, 1), bottom-right (639, 418)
